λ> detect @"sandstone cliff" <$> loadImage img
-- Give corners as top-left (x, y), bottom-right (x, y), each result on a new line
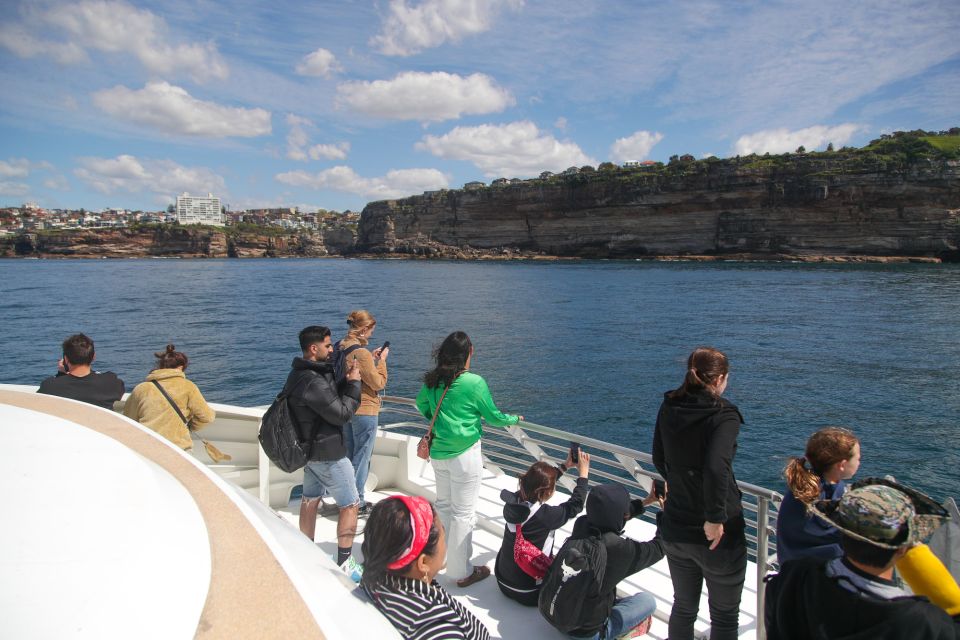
top-left (357, 154), bottom-right (960, 261)
top-left (1, 227), bottom-right (340, 259)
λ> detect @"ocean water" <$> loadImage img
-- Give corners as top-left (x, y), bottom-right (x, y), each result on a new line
top-left (1, 258), bottom-right (958, 500)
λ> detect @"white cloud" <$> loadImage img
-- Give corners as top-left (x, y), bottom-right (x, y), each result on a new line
top-left (295, 47), bottom-right (341, 77)
top-left (554, 117), bottom-right (568, 131)
top-left (337, 71), bottom-right (514, 122)
top-left (43, 174), bottom-right (71, 191)
top-left (0, 0), bottom-right (227, 82)
top-left (733, 124), bottom-right (864, 155)
top-left (372, 0), bottom-right (524, 56)
top-left (74, 155), bottom-right (226, 201)
top-left (658, 2), bottom-right (960, 130)
top-left (276, 166), bottom-right (447, 200)
top-left (92, 82), bottom-right (271, 138)
top-left (308, 143), bottom-right (349, 161)
top-left (0, 158), bottom-right (32, 178)
top-left (416, 120), bottom-right (594, 177)
top-left (0, 181), bottom-right (30, 197)
top-left (285, 114), bottom-right (349, 161)
top-left (609, 130), bottom-right (664, 163)
top-left (0, 27), bottom-right (88, 64)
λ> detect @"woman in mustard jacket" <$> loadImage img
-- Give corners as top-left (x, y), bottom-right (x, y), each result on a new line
top-left (123, 344), bottom-right (215, 450)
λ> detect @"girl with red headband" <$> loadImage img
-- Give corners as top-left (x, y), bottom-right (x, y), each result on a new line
top-left (361, 496), bottom-right (490, 640)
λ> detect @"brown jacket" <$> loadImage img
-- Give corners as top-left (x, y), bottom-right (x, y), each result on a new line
top-left (341, 337), bottom-right (388, 416)
top-left (122, 369), bottom-right (216, 449)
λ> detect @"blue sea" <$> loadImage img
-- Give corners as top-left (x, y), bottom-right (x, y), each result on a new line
top-left (2, 258), bottom-right (958, 500)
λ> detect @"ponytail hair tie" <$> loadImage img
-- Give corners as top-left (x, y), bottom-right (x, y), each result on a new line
top-left (798, 456), bottom-right (807, 466)
top-left (386, 496), bottom-right (434, 570)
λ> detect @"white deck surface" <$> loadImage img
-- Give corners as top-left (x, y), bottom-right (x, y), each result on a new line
top-left (0, 402), bottom-right (211, 639)
top-left (284, 463), bottom-right (761, 640)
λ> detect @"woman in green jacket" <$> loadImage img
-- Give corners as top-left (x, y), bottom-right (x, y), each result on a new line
top-left (416, 331), bottom-right (522, 587)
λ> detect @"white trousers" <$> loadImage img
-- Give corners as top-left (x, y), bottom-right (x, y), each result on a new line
top-left (431, 441), bottom-right (483, 580)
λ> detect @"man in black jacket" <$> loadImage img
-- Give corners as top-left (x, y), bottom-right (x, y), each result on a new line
top-left (765, 478), bottom-right (958, 639)
top-left (288, 325), bottom-right (362, 566)
top-left (565, 484), bottom-right (663, 639)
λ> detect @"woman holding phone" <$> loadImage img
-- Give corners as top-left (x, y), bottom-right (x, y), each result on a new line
top-left (340, 310), bottom-right (389, 517)
top-left (652, 347), bottom-right (746, 640)
top-left (415, 331), bottom-right (522, 587)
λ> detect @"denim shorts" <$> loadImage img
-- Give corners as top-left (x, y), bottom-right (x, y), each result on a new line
top-left (302, 457), bottom-right (359, 507)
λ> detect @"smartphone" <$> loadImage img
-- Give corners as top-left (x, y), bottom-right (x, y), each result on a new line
top-left (653, 479), bottom-right (666, 498)
top-left (569, 441), bottom-right (581, 464)
top-left (381, 340), bottom-right (390, 351)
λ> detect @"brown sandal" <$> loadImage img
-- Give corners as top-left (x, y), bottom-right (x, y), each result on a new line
top-left (456, 565), bottom-right (490, 588)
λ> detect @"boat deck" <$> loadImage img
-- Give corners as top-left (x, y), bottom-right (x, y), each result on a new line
top-left (291, 461), bottom-right (761, 640)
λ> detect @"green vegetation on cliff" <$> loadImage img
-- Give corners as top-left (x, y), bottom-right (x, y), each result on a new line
top-left (458, 128), bottom-right (960, 194)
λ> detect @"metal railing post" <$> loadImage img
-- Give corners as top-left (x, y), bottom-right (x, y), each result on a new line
top-left (506, 423), bottom-right (576, 491)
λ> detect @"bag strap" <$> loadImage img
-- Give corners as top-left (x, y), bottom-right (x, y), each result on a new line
top-left (426, 371), bottom-right (462, 440)
top-left (152, 379), bottom-right (231, 463)
top-left (152, 379), bottom-right (188, 426)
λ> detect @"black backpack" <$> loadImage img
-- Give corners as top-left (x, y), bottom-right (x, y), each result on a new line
top-left (258, 376), bottom-right (312, 473)
top-left (538, 533), bottom-right (608, 634)
top-left (331, 341), bottom-right (362, 382)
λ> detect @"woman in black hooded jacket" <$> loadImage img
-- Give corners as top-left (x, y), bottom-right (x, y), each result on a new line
top-left (494, 451), bottom-right (591, 605)
top-left (652, 346), bottom-right (746, 640)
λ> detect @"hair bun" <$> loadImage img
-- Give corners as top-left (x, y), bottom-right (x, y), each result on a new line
top-left (166, 344), bottom-right (176, 353)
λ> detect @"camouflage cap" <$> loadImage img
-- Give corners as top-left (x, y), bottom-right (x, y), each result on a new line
top-left (810, 477), bottom-right (949, 550)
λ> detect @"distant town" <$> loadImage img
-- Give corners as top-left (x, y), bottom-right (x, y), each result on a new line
top-left (0, 192), bottom-right (360, 235)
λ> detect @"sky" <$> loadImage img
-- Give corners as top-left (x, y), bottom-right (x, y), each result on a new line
top-left (1, 0), bottom-right (959, 213)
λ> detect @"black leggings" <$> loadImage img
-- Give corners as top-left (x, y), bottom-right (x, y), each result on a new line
top-left (662, 538), bottom-right (747, 640)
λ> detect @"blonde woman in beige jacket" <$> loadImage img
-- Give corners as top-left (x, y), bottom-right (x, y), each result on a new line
top-left (123, 344), bottom-right (215, 450)
top-left (339, 310), bottom-right (389, 516)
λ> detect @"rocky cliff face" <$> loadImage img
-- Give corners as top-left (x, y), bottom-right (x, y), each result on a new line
top-left (1, 227), bottom-right (346, 259)
top-left (357, 156), bottom-right (960, 261)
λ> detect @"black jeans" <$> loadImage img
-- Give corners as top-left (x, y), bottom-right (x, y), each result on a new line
top-left (661, 538), bottom-right (747, 640)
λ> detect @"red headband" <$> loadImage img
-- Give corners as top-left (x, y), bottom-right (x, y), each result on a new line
top-left (386, 495), bottom-right (435, 570)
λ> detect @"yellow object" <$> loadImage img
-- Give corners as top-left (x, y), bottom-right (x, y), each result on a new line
top-left (896, 544), bottom-right (960, 616)
top-left (122, 369), bottom-right (216, 450)
top-left (201, 439), bottom-right (232, 463)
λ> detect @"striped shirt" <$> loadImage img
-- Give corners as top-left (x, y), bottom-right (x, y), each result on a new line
top-left (364, 574), bottom-right (490, 640)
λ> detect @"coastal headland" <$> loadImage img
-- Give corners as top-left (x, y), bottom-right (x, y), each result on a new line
top-left (357, 139), bottom-right (960, 263)
top-left (5, 133), bottom-right (960, 262)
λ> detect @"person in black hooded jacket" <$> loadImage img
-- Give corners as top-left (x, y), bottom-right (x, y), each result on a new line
top-left (652, 346), bottom-right (746, 640)
top-left (286, 325), bottom-right (362, 566)
top-left (563, 483), bottom-right (663, 639)
top-left (495, 451), bottom-right (591, 605)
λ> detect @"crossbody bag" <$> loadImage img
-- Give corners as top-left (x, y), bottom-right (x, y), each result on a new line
top-left (151, 379), bottom-right (231, 462)
top-left (416, 372), bottom-right (462, 461)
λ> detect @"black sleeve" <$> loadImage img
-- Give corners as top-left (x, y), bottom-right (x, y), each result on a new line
top-left (302, 377), bottom-right (361, 427)
top-left (113, 374), bottom-right (126, 399)
top-left (623, 537), bottom-right (664, 577)
top-left (602, 533), bottom-right (665, 589)
top-left (534, 477), bottom-right (590, 530)
top-left (703, 406), bottom-right (742, 523)
top-left (652, 404), bottom-right (667, 479)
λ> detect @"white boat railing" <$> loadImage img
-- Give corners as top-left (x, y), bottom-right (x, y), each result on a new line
top-left (375, 395), bottom-right (782, 640)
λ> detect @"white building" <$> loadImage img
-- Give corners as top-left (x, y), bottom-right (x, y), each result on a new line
top-left (176, 193), bottom-right (223, 226)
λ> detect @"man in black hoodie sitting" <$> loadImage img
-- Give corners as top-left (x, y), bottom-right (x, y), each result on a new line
top-left (545, 483), bottom-right (663, 639)
top-left (287, 325), bottom-right (362, 566)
